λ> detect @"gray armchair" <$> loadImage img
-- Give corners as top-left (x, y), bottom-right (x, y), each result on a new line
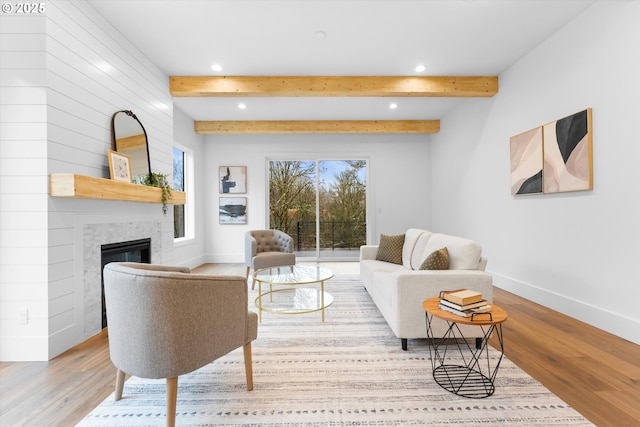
top-left (103, 262), bottom-right (258, 427)
top-left (245, 229), bottom-right (296, 289)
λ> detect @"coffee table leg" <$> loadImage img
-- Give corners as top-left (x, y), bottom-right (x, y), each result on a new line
top-left (321, 280), bottom-right (325, 322)
top-left (258, 281), bottom-right (263, 323)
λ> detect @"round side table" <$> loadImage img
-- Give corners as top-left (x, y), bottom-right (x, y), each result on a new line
top-left (423, 297), bottom-right (508, 398)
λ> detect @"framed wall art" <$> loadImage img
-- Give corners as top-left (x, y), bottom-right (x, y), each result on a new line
top-left (510, 127), bottom-right (543, 196)
top-left (108, 150), bottom-right (132, 183)
top-left (542, 108), bottom-right (593, 194)
top-left (219, 197), bottom-right (247, 224)
top-left (219, 166), bottom-right (247, 194)
top-left (510, 108), bottom-right (593, 196)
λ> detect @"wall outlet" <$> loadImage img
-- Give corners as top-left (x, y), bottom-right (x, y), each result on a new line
top-left (18, 309), bottom-right (29, 325)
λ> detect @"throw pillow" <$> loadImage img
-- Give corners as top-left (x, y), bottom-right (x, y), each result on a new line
top-left (419, 247), bottom-right (449, 270)
top-left (375, 233), bottom-right (405, 265)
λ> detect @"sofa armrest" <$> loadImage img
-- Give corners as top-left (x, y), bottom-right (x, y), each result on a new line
top-left (389, 270), bottom-right (493, 341)
top-left (394, 270), bottom-right (494, 302)
top-left (360, 245), bottom-right (379, 261)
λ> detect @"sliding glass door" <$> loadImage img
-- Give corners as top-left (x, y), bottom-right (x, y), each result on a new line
top-left (269, 159), bottom-right (366, 260)
top-left (317, 160), bottom-right (366, 259)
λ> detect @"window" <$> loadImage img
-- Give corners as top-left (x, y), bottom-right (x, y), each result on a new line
top-left (173, 146), bottom-right (193, 241)
top-left (268, 159), bottom-right (367, 260)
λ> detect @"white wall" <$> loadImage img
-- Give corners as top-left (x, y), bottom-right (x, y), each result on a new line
top-left (1, 0), bottom-right (178, 361)
top-left (203, 134), bottom-right (431, 263)
top-left (430, 1), bottom-right (640, 344)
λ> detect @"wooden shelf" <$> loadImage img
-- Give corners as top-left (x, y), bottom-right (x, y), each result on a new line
top-left (49, 174), bottom-right (186, 205)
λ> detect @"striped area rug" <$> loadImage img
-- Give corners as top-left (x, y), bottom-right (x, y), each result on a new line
top-left (78, 275), bottom-right (593, 426)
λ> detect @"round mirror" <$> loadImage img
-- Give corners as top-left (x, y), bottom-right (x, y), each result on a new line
top-left (111, 110), bottom-right (151, 182)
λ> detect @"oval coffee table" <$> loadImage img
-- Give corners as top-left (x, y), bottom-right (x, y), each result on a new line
top-left (254, 265), bottom-right (334, 322)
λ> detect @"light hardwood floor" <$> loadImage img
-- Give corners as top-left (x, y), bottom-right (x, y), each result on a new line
top-left (1, 262), bottom-right (638, 427)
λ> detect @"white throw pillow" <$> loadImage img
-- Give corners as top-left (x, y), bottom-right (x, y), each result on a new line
top-left (410, 231), bottom-right (433, 269)
top-left (421, 233), bottom-right (481, 270)
top-left (402, 229), bottom-right (429, 269)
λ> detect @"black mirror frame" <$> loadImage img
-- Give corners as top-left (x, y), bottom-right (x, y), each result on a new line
top-left (110, 110), bottom-right (152, 181)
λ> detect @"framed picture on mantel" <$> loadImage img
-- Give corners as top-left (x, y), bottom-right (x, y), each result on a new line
top-left (108, 150), bottom-right (132, 183)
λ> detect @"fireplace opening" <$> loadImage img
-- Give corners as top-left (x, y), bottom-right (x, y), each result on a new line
top-left (101, 238), bottom-right (151, 328)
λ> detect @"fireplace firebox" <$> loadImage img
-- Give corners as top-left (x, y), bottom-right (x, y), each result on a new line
top-left (101, 238), bottom-right (151, 328)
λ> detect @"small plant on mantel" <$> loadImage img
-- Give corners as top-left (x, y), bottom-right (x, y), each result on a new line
top-left (141, 172), bottom-right (173, 215)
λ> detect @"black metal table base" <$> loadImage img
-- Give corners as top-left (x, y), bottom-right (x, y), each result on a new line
top-left (426, 314), bottom-right (504, 398)
top-left (433, 365), bottom-right (495, 398)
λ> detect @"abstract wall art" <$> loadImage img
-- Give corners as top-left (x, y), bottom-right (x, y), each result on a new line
top-left (219, 166), bottom-right (247, 194)
top-left (542, 108), bottom-right (593, 194)
top-left (219, 197), bottom-right (247, 224)
top-left (510, 108), bottom-right (593, 196)
top-left (510, 127), bottom-right (543, 195)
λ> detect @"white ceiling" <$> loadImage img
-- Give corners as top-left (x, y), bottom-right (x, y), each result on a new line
top-left (87, 0), bottom-right (596, 122)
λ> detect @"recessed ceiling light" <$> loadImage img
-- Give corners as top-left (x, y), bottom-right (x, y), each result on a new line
top-left (315, 30), bottom-right (327, 40)
top-left (415, 64), bottom-right (426, 73)
top-left (211, 64), bottom-right (223, 72)
top-left (389, 103), bottom-right (398, 110)
top-left (238, 103), bottom-right (247, 110)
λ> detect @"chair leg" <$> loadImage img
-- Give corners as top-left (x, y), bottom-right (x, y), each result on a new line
top-left (243, 342), bottom-right (254, 391)
top-left (114, 368), bottom-right (126, 401)
top-left (166, 377), bottom-right (178, 427)
top-left (245, 266), bottom-right (250, 279)
top-left (251, 276), bottom-right (256, 291)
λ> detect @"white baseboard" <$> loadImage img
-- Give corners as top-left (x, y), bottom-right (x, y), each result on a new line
top-left (176, 255), bottom-right (207, 269)
top-left (489, 271), bottom-right (639, 345)
top-left (0, 336), bottom-right (48, 361)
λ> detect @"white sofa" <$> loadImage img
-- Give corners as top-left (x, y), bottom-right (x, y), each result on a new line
top-left (360, 228), bottom-right (493, 350)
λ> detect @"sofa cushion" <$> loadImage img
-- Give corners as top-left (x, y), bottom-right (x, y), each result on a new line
top-left (402, 228), bottom-right (429, 269)
top-left (410, 231), bottom-right (433, 269)
top-left (419, 247), bottom-right (449, 270)
top-left (361, 259), bottom-right (407, 284)
top-left (375, 234), bottom-right (405, 265)
top-left (422, 233), bottom-right (482, 270)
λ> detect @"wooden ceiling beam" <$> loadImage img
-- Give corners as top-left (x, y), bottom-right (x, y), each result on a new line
top-left (195, 120), bottom-right (440, 134)
top-left (171, 76), bottom-right (498, 97)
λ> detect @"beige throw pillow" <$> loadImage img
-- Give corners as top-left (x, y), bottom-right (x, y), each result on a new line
top-left (375, 234), bottom-right (405, 265)
top-left (419, 247), bottom-right (449, 270)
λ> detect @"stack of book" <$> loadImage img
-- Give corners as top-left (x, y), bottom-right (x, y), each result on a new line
top-left (439, 289), bottom-right (492, 318)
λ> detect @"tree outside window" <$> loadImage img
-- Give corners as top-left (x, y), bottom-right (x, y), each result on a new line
top-left (173, 147), bottom-right (185, 239)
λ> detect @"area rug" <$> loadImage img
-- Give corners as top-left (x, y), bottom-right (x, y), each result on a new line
top-left (78, 275), bottom-right (593, 426)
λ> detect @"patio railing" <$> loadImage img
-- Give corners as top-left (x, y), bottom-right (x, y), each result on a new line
top-left (277, 221), bottom-right (366, 252)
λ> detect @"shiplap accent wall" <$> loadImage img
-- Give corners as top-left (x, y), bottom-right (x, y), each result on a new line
top-left (1, 0), bottom-right (175, 361)
top-left (0, 12), bottom-right (49, 361)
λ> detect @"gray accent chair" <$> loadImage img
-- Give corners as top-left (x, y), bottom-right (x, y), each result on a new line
top-left (245, 229), bottom-right (296, 290)
top-left (103, 262), bottom-right (258, 427)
